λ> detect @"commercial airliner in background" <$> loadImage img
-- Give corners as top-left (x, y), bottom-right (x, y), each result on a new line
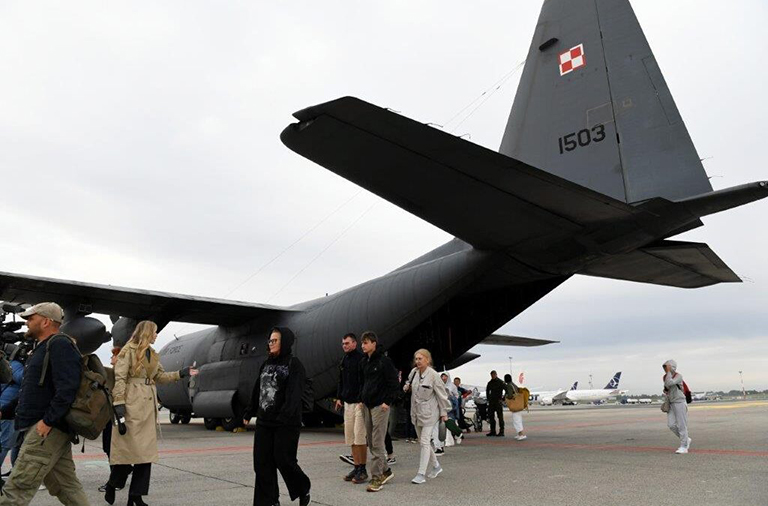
top-left (529, 383), bottom-right (574, 406)
top-left (531, 374), bottom-right (624, 405)
top-left (562, 372), bottom-right (625, 404)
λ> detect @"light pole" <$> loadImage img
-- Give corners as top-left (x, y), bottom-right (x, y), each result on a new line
top-left (739, 371), bottom-right (746, 399)
top-left (508, 356), bottom-right (513, 376)
top-left (589, 374), bottom-right (593, 389)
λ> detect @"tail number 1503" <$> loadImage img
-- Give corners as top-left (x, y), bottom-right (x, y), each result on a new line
top-left (558, 124), bottom-right (606, 155)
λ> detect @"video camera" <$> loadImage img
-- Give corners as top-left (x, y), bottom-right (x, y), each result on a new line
top-left (0, 302), bottom-right (33, 365)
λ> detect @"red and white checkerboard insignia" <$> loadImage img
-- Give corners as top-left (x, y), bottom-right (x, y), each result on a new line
top-left (559, 43), bottom-right (586, 76)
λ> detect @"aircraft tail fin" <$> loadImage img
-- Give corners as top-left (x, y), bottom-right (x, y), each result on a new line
top-left (604, 372), bottom-right (621, 390)
top-left (499, 0), bottom-right (712, 204)
top-left (570, 381), bottom-right (578, 391)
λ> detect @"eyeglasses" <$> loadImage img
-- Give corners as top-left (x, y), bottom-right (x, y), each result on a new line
top-left (268, 339), bottom-right (279, 345)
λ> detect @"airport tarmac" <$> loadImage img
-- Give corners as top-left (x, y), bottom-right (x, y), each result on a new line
top-left (31, 400), bottom-right (767, 506)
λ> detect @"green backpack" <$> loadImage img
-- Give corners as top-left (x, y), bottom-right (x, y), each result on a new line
top-left (38, 334), bottom-right (114, 440)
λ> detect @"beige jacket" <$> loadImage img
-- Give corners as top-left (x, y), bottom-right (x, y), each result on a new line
top-left (110, 342), bottom-right (180, 465)
top-left (407, 367), bottom-right (451, 427)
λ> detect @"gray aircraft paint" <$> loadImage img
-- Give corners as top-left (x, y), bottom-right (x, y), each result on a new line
top-left (499, 0), bottom-right (712, 203)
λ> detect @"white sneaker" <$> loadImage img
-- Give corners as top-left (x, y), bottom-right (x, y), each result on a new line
top-left (687, 437), bottom-right (692, 449)
top-left (675, 446), bottom-right (688, 454)
top-left (455, 434), bottom-right (462, 445)
top-left (411, 473), bottom-right (426, 484)
top-left (427, 464), bottom-right (443, 479)
top-left (515, 435), bottom-right (527, 441)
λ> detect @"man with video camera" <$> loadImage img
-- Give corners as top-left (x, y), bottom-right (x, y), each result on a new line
top-left (0, 302), bottom-right (89, 505)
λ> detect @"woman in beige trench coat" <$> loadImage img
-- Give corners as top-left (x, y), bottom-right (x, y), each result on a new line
top-left (104, 321), bottom-right (196, 506)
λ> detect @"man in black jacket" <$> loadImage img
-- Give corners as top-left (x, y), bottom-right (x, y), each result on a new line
top-left (486, 370), bottom-right (506, 437)
top-left (243, 327), bottom-right (311, 506)
top-left (334, 333), bottom-right (368, 484)
top-left (358, 331), bottom-right (399, 492)
top-left (0, 302), bottom-right (89, 505)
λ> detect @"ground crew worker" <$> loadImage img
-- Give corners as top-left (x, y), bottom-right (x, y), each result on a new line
top-left (486, 370), bottom-right (505, 437)
top-left (0, 302), bottom-right (89, 505)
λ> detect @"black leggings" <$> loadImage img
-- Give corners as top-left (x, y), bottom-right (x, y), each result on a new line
top-left (253, 424), bottom-right (310, 506)
top-left (109, 463), bottom-right (151, 496)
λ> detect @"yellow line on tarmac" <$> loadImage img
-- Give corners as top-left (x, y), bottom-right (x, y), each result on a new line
top-left (690, 401), bottom-right (768, 410)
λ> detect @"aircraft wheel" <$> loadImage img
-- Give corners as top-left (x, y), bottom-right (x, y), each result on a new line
top-left (181, 413), bottom-right (192, 424)
top-left (169, 412), bottom-right (182, 424)
top-left (222, 417), bottom-right (243, 432)
top-left (203, 418), bottom-right (220, 430)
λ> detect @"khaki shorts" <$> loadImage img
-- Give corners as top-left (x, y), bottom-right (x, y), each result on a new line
top-left (344, 402), bottom-right (366, 446)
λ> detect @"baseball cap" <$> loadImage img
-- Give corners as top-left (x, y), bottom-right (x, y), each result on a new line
top-left (20, 302), bottom-right (65, 324)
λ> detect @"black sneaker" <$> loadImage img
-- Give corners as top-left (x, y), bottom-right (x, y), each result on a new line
top-left (387, 456), bottom-right (397, 465)
top-left (486, 432), bottom-right (497, 437)
top-left (299, 492), bottom-right (311, 506)
top-left (434, 447), bottom-right (444, 455)
top-left (344, 466), bottom-right (358, 482)
top-left (352, 468), bottom-right (369, 484)
top-left (339, 454), bottom-right (355, 466)
top-left (496, 432), bottom-right (505, 437)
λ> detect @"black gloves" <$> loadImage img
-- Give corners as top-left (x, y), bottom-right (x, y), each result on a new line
top-left (114, 404), bottom-right (126, 419)
top-left (179, 367), bottom-right (191, 379)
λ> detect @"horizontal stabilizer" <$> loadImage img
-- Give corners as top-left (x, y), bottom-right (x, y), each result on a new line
top-left (481, 334), bottom-right (559, 347)
top-left (281, 97), bottom-right (639, 250)
top-left (0, 271), bottom-right (292, 326)
top-left (580, 241), bottom-right (740, 288)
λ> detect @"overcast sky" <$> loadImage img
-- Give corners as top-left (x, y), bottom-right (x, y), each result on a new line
top-left (1, 1), bottom-right (766, 396)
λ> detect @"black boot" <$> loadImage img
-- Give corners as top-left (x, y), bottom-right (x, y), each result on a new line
top-left (104, 484), bottom-right (116, 505)
top-left (128, 495), bottom-right (148, 506)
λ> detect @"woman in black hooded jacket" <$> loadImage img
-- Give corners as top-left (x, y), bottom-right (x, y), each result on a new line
top-left (243, 327), bottom-right (311, 506)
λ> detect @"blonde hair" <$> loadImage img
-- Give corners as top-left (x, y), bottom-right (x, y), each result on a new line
top-left (413, 348), bottom-right (433, 366)
top-left (130, 321), bottom-right (157, 375)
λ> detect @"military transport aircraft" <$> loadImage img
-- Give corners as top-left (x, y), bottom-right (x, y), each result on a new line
top-left (1, 0), bottom-right (766, 430)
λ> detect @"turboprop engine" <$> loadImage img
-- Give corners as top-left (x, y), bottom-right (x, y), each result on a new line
top-left (60, 316), bottom-right (111, 354)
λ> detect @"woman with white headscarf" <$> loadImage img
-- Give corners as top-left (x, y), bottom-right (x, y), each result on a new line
top-left (662, 359), bottom-right (691, 454)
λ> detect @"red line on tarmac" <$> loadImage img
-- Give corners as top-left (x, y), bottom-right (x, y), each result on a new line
top-left (466, 439), bottom-right (768, 457)
top-left (74, 439), bottom-right (345, 461)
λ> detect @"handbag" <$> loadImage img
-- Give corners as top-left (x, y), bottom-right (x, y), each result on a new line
top-left (506, 394), bottom-right (526, 413)
top-left (660, 397), bottom-right (670, 413)
top-left (437, 419), bottom-right (446, 443)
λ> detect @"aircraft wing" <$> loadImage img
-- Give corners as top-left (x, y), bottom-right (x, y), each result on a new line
top-left (551, 389), bottom-right (569, 403)
top-left (579, 240), bottom-right (741, 288)
top-left (280, 96), bottom-right (640, 250)
top-left (481, 334), bottom-right (559, 347)
top-left (0, 271), bottom-right (291, 326)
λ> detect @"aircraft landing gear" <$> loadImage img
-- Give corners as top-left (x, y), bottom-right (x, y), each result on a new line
top-left (170, 412), bottom-right (182, 424)
top-left (222, 417), bottom-right (244, 432)
top-left (203, 418), bottom-right (220, 430)
top-left (180, 413), bottom-right (192, 424)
